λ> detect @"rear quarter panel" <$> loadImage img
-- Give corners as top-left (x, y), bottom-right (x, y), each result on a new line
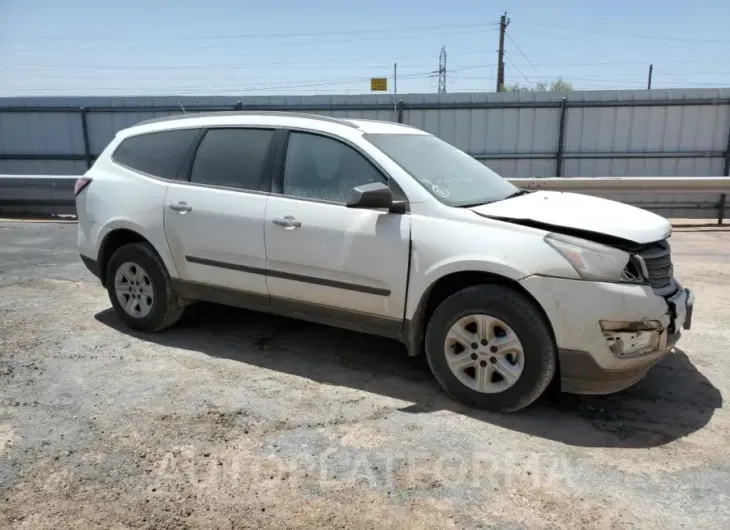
top-left (82, 158), bottom-right (179, 279)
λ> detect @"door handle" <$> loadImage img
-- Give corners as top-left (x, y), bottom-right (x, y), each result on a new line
top-left (169, 202), bottom-right (192, 213)
top-left (272, 216), bottom-right (301, 229)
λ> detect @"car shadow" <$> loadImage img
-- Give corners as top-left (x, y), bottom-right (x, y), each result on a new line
top-left (95, 302), bottom-right (722, 449)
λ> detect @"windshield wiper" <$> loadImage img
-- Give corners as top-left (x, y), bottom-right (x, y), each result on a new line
top-left (459, 189), bottom-right (531, 208)
top-left (459, 200), bottom-right (495, 208)
top-left (504, 189), bottom-right (531, 200)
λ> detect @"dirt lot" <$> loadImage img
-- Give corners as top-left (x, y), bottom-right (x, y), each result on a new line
top-left (1, 221), bottom-right (729, 529)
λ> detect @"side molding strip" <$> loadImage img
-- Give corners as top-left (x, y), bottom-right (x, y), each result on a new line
top-left (184, 255), bottom-right (391, 296)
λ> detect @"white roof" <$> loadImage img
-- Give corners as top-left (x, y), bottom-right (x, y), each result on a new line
top-left (120, 111), bottom-right (427, 139)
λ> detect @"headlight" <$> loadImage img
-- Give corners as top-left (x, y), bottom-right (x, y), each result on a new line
top-left (544, 233), bottom-right (632, 282)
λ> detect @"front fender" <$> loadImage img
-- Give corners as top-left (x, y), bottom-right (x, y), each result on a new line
top-left (405, 213), bottom-right (579, 323)
top-left (405, 255), bottom-right (528, 321)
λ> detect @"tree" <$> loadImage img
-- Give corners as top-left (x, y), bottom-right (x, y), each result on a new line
top-left (499, 78), bottom-right (573, 92)
top-left (545, 78), bottom-right (573, 91)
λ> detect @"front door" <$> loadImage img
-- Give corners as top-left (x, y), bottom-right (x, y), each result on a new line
top-left (164, 127), bottom-right (276, 297)
top-left (263, 131), bottom-right (411, 336)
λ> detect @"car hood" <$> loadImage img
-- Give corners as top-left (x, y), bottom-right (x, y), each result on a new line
top-left (470, 190), bottom-right (671, 245)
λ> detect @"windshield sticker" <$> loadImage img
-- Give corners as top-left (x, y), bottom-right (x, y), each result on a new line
top-left (423, 180), bottom-right (450, 198)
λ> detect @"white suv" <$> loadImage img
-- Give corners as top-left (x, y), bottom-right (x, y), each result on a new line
top-left (76, 111), bottom-right (694, 412)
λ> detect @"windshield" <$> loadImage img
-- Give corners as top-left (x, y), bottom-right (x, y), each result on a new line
top-left (365, 133), bottom-right (519, 207)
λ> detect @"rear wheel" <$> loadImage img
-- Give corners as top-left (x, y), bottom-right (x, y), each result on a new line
top-left (105, 242), bottom-right (184, 332)
top-left (424, 284), bottom-right (556, 413)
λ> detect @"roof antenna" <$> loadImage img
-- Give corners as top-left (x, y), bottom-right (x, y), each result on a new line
top-left (178, 100), bottom-right (186, 114)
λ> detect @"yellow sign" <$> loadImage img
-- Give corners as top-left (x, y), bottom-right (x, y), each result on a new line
top-left (370, 77), bottom-right (388, 91)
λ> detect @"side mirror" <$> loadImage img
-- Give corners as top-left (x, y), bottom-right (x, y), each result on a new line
top-left (346, 182), bottom-right (394, 210)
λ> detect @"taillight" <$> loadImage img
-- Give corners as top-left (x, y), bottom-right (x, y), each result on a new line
top-left (74, 177), bottom-right (92, 196)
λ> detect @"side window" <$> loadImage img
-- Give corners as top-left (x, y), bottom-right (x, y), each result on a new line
top-left (190, 128), bottom-right (275, 191)
top-left (112, 128), bottom-right (199, 179)
top-left (283, 132), bottom-right (386, 202)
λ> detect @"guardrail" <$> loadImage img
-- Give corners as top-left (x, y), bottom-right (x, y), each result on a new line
top-left (0, 175), bottom-right (77, 216)
top-left (2, 174), bottom-right (730, 223)
top-left (511, 177), bottom-right (730, 224)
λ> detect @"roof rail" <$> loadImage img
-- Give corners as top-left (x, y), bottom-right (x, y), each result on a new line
top-left (132, 110), bottom-right (360, 128)
top-left (346, 117), bottom-right (420, 130)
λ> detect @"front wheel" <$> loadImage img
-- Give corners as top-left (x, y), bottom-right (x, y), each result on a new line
top-left (424, 285), bottom-right (556, 413)
top-left (105, 242), bottom-right (185, 332)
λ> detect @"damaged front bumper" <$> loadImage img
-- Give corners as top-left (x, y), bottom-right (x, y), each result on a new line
top-left (602, 287), bottom-right (693, 358)
top-left (519, 276), bottom-right (695, 395)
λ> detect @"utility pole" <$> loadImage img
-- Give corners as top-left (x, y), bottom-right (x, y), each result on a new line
top-left (647, 64), bottom-right (653, 89)
top-left (438, 46), bottom-right (447, 94)
top-left (394, 63), bottom-right (398, 96)
top-left (393, 63), bottom-right (398, 112)
top-left (497, 12), bottom-right (510, 91)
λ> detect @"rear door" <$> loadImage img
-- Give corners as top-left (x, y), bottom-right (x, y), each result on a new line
top-left (163, 127), bottom-right (278, 297)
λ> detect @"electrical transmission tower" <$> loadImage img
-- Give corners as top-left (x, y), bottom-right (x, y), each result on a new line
top-left (438, 46), bottom-right (447, 94)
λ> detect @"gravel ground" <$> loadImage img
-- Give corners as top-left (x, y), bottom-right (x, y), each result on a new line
top-left (1, 221), bottom-right (729, 529)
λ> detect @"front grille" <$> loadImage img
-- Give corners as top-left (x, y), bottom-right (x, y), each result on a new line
top-left (638, 240), bottom-right (673, 290)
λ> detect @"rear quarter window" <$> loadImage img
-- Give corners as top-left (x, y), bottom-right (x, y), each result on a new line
top-left (112, 128), bottom-right (199, 179)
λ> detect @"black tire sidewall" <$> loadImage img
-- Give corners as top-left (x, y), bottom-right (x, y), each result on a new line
top-left (105, 243), bottom-right (171, 332)
top-left (425, 286), bottom-right (556, 412)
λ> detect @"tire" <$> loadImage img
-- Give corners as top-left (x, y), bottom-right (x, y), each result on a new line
top-left (424, 284), bottom-right (556, 413)
top-left (105, 242), bottom-right (185, 332)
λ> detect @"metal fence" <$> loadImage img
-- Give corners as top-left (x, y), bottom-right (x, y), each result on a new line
top-left (1, 89), bottom-right (729, 218)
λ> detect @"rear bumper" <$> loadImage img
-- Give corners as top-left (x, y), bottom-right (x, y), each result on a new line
top-left (77, 216), bottom-right (103, 282)
top-left (80, 254), bottom-right (101, 281)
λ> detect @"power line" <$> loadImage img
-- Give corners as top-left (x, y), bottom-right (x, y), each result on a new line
top-left (504, 32), bottom-right (539, 75)
top-left (1, 63), bottom-right (425, 71)
top-left (510, 15), bottom-right (730, 43)
top-left (0, 53), bottom-right (476, 70)
top-left (0, 64), bottom-right (493, 83)
top-left (0, 51), bottom-right (491, 71)
top-left (510, 58), bottom-right (730, 68)
top-left (660, 71), bottom-right (730, 76)
top-left (505, 59), bottom-right (532, 86)
top-left (500, 30), bottom-right (722, 55)
top-left (6, 27), bottom-right (498, 52)
top-left (458, 75), bottom-right (645, 83)
top-left (459, 72), bottom-right (730, 81)
top-left (6, 57), bottom-right (730, 73)
top-left (8, 22), bottom-right (498, 43)
top-left (651, 67), bottom-right (730, 88)
top-left (2, 70), bottom-right (416, 81)
top-left (0, 66), bottom-right (494, 94)
top-left (4, 77), bottom-right (726, 95)
top-left (460, 71), bottom-right (730, 79)
top-left (4, 66), bottom-right (726, 95)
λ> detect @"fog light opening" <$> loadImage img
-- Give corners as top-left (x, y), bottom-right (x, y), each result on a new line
top-left (600, 320), bottom-right (662, 332)
top-left (601, 320), bottom-right (664, 358)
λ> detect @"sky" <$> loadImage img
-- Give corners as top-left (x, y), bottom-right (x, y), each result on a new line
top-left (1, 0), bottom-right (729, 97)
